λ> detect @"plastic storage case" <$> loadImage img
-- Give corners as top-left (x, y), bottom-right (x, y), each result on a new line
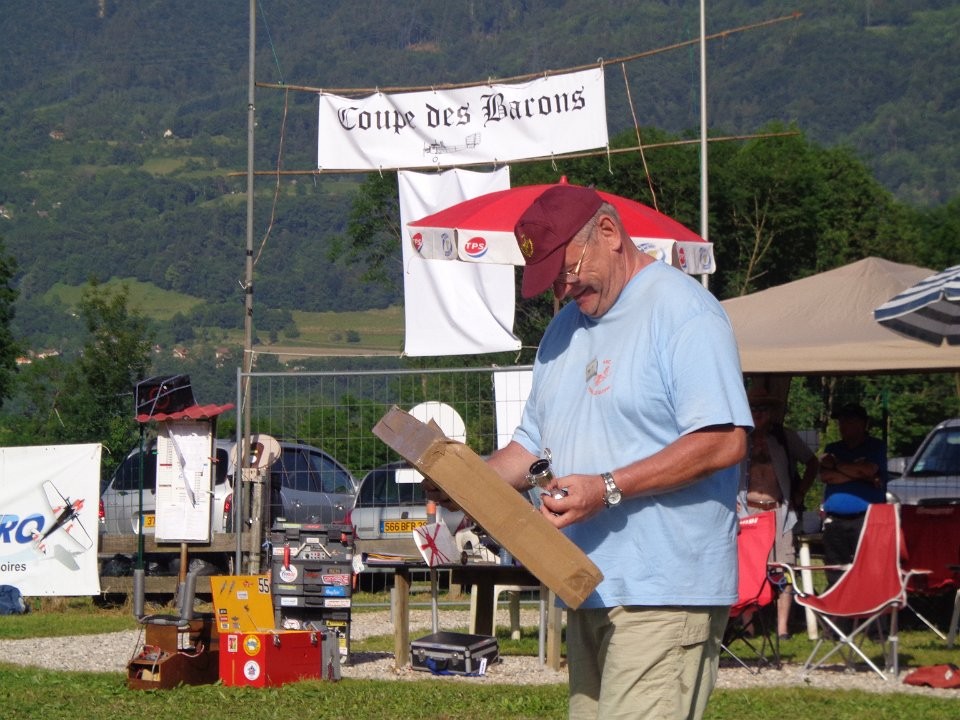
top-left (410, 631), bottom-right (499, 675)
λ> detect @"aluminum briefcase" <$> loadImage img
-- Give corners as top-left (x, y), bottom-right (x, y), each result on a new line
top-left (410, 631), bottom-right (499, 675)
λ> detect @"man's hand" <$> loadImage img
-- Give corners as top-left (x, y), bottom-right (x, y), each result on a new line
top-left (537, 473), bottom-right (606, 528)
top-left (422, 478), bottom-right (460, 511)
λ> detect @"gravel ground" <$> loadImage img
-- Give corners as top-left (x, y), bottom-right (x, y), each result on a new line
top-left (0, 607), bottom-right (956, 697)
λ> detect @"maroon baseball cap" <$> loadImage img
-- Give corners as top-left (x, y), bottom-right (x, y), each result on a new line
top-left (514, 185), bottom-right (603, 298)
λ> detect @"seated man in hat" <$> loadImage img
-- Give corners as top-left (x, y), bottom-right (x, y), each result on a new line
top-left (819, 402), bottom-right (888, 586)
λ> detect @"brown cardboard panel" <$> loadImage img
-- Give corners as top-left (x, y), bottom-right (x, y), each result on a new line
top-left (373, 407), bottom-right (602, 608)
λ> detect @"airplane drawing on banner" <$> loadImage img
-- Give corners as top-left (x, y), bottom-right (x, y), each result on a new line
top-left (1, 479), bottom-right (95, 573)
top-left (423, 133), bottom-right (481, 157)
top-left (31, 480), bottom-right (94, 571)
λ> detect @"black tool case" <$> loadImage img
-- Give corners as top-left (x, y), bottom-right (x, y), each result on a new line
top-left (410, 631), bottom-right (499, 675)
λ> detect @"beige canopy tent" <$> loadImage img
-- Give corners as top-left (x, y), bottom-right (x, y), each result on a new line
top-left (722, 257), bottom-right (960, 375)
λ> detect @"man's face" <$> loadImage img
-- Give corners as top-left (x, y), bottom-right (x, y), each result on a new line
top-left (838, 415), bottom-right (868, 443)
top-left (751, 404), bottom-right (774, 430)
top-left (552, 217), bottom-right (619, 318)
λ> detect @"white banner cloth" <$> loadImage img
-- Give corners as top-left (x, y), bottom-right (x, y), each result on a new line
top-left (0, 444), bottom-right (101, 596)
top-left (319, 69), bottom-right (607, 170)
top-left (398, 168), bottom-right (521, 356)
top-left (493, 369), bottom-right (533, 449)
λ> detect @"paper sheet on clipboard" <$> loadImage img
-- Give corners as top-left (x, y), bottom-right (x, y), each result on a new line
top-left (155, 420), bottom-right (213, 542)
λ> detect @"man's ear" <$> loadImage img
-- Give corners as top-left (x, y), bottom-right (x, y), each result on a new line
top-left (596, 214), bottom-right (622, 250)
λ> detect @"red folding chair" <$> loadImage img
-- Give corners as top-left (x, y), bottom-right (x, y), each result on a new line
top-left (721, 510), bottom-right (779, 673)
top-left (899, 503), bottom-right (960, 640)
top-left (773, 503), bottom-right (922, 679)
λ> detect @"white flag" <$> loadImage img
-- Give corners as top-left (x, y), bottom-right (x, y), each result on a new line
top-left (398, 168), bottom-right (521, 356)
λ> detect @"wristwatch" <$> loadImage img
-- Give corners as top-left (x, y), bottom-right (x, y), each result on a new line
top-left (601, 472), bottom-right (622, 508)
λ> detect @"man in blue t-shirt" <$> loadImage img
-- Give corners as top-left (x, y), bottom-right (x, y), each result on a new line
top-left (479, 185), bottom-right (752, 719)
top-left (819, 402), bottom-right (888, 585)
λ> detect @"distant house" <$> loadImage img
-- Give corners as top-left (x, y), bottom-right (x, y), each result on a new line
top-left (49, 130), bottom-right (65, 141)
top-left (163, 129), bottom-right (174, 139)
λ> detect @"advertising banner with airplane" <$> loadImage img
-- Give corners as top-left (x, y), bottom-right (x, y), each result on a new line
top-left (318, 68), bottom-right (607, 170)
top-left (0, 443), bottom-right (101, 596)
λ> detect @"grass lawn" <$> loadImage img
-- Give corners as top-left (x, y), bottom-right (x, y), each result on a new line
top-left (2, 597), bottom-right (959, 719)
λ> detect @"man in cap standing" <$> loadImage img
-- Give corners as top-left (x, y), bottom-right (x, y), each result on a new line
top-left (485, 185), bottom-right (752, 719)
top-left (819, 402), bottom-right (888, 586)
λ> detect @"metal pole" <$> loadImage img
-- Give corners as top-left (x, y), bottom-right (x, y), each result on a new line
top-left (699, 0), bottom-right (710, 290)
top-left (136, 423), bottom-right (145, 568)
top-left (243, 0), bottom-right (259, 574)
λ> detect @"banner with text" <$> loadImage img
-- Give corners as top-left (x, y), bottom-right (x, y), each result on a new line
top-left (0, 444), bottom-right (101, 596)
top-left (318, 68), bottom-right (607, 170)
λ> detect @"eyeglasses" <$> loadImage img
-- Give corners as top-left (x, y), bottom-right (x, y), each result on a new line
top-left (554, 234), bottom-right (592, 287)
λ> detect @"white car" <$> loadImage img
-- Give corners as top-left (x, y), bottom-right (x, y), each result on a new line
top-left (347, 460), bottom-right (469, 558)
top-left (888, 419), bottom-right (960, 505)
top-left (99, 438), bottom-right (234, 536)
top-left (100, 438), bottom-right (358, 536)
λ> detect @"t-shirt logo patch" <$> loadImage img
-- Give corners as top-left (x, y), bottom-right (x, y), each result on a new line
top-left (588, 359), bottom-right (612, 396)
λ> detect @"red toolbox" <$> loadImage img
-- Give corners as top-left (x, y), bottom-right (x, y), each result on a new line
top-left (219, 628), bottom-right (339, 687)
top-left (211, 575), bottom-right (340, 687)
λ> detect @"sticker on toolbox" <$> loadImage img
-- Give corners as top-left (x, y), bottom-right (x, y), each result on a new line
top-left (320, 573), bottom-right (351, 585)
top-left (280, 596), bottom-right (299, 607)
top-left (325, 598), bottom-right (351, 608)
top-left (307, 585), bottom-right (349, 597)
top-left (244, 660), bottom-right (261, 681)
top-left (277, 565), bottom-right (299, 583)
top-left (244, 635), bottom-right (261, 656)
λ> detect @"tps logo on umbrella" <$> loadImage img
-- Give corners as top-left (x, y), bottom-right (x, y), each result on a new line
top-left (874, 264), bottom-right (960, 346)
top-left (406, 177), bottom-right (714, 276)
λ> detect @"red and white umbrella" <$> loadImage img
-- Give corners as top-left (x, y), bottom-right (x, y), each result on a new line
top-left (406, 177), bottom-right (714, 275)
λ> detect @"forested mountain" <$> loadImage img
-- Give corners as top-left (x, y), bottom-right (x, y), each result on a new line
top-left (0, 0), bottom-right (958, 351)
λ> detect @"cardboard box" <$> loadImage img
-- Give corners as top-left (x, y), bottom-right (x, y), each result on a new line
top-left (372, 407), bottom-right (603, 609)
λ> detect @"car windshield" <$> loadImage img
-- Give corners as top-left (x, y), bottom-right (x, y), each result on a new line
top-left (357, 466), bottom-right (426, 507)
top-left (910, 429), bottom-right (960, 476)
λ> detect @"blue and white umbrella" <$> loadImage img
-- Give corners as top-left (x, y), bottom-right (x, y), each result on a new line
top-left (873, 264), bottom-right (960, 345)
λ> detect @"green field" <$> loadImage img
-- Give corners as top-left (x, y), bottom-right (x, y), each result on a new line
top-left (44, 278), bottom-right (205, 321)
top-left (43, 278), bottom-right (406, 358)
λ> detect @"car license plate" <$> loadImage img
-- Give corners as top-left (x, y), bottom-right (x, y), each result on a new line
top-left (143, 514), bottom-right (156, 528)
top-left (382, 519), bottom-right (426, 534)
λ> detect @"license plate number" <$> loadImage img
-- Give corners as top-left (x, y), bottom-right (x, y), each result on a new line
top-left (382, 519), bottom-right (426, 534)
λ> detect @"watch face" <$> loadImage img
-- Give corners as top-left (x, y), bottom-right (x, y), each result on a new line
top-left (602, 473), bottom-right (621, 507)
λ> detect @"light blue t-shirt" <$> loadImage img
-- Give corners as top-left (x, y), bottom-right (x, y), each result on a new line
top-left (514, 261), bottom-right (752, 608)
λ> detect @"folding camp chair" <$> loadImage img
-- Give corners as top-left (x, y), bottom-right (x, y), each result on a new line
top-left (899, 503), bottom-right (960, 640)
top-left (721, 510), bottom-right (779, 673)
top-left (773, 503), bottom-right (922, 679)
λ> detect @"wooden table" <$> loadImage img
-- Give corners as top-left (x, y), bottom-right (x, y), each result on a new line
top-left (384, 562), bottom-right (562, 670)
